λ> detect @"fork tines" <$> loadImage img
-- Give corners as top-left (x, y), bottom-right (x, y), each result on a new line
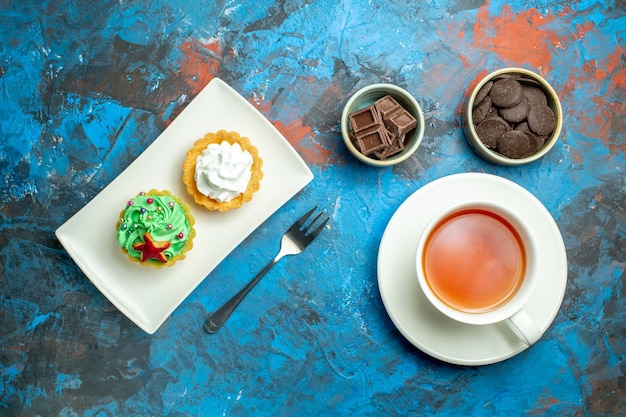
top-left (293, 206), bottom-right (329, 238)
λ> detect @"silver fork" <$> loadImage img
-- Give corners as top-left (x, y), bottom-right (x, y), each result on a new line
top-left (204, 206), bottom-right (329, 333)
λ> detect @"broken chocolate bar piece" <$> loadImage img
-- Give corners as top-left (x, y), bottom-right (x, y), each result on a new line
top-left (375, 134), bottom-right (406, 160)
top-left (349, 106), bottom-right (380, 133)
top-left (384, 108), bottom-right (417, 136)
top-left (348, 95), bottom-right (417, 161)
top-left (355, 126), bottom-right (390, 155)
top-left (373, 95), bottom-right (402, 119)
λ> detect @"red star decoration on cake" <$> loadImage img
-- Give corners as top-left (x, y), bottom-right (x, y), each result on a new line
top-left (133, 233), bottom-right (171, 263)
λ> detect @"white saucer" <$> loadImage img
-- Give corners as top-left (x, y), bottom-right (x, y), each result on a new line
top-left (377, 173), bottom-right (567, 365)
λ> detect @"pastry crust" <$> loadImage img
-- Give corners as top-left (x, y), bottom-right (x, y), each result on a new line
top-left (182, 130), bottom-right (263, 211)
top-left (116, 189), bottom-right (196, 268)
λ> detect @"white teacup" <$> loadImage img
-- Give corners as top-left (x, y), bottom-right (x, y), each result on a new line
top-left (416, 200), bottom-right (543, 346)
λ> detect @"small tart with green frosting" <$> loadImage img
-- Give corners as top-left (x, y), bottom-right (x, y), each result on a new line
top-left (182, 130), bottom-right (263, 212)
top-left (116, 190), bottom-right (196, 268)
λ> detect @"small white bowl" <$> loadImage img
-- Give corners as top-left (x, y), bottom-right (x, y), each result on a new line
top-left (463, 68), bottom-right (563, 166)
top-left (341, 84), bottom-right (425, 167)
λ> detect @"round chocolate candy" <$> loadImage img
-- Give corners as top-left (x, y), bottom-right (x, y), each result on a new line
top-left (499, 96), bottom-right (530, 123)
top-left (474, 81), bottom-right (493, 105)
top-left (472, 96), bottom-right (492, 125)
top-left (496, 130), bottom-right (531, 159)
top-left (522, 84), bottom-right (548, 108)
top-left (476, 117), bottom-right (510, 149)
top-left (527, 104), bottom-right (556, 136)
top-left (515, 122), bottom-right (547, 150)
top-left (489, 78), bottom-right (523, 108)
top-left (526, 133), bottom-right (546, 156)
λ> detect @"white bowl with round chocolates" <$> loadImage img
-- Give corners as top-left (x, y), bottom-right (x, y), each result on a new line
top-left (341, 84), bottom-right (425, 167)
top-left (463, 68), bottom-right (563, 166)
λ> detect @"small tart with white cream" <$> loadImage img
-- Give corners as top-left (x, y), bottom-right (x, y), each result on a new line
top-left (182, 130), bottom-right (263, 211)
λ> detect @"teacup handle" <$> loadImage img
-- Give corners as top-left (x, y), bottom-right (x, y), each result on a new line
top-left (505, 309), bottom-right (543, 346)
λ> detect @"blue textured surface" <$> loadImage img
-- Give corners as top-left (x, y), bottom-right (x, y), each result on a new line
top-left (1, 0), bottom-right (624, 415)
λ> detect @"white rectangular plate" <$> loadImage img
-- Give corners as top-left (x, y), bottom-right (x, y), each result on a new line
top-left (55, 78), bottom-right (313, 334)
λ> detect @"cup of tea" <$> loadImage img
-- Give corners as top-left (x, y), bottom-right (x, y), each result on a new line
top-left (415, 200), bottom-right (543, 346)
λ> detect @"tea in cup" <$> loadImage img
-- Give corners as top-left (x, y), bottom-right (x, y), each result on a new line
top-left (416, 201), bottom-right (543, 345)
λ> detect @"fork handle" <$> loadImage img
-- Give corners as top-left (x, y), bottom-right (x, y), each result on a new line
top-left (203, 257), bottom-right (280, 333)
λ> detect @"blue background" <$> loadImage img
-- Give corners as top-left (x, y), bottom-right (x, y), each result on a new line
top-left (1, 0), bottom-right (624, 415)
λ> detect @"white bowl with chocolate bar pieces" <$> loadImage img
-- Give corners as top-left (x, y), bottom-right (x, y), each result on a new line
top-left (341, 84), bottom-right (425, 166)
top-left (463, 68), bottom-right (563, 166)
